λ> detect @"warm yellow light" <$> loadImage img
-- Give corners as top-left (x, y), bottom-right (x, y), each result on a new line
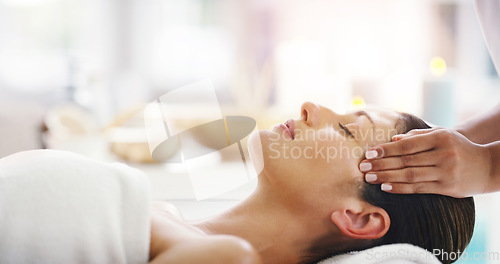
top-left (351, 96), bottom-right (366, 109)
top-left (430, 56), bottom-right (447, 76)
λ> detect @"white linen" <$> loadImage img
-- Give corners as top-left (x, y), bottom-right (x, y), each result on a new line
top-left (318, 243), bottom-right (441, 264)
top-left (0, 149), bottom-right (151, 264)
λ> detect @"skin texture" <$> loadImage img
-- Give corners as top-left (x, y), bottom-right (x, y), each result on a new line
top-left (147, 102), bottom-right (404, 264)
top-left (360, 103), bottom-right (500, 198)
top-left (254, 103), bottom-right (399, 205)
top-left (148, 201), bottom-right (263, 264)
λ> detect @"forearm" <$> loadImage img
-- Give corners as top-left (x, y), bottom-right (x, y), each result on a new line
top-left (455, 103), bottom-right (500, 144)
top-left (485, 141), bottom-right (500, 193)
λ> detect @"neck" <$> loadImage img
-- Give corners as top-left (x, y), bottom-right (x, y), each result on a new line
top-left (192, 183), bottom-right (333, 264)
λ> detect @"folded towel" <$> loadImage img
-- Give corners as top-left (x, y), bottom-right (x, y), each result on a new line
top-left (318, 243), bottom-right (441, 264)
top-left (0, 149), bottom-right (151, 264)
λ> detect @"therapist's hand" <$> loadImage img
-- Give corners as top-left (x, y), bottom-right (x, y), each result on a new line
top-left (359, 128), bottom-right (492, 198)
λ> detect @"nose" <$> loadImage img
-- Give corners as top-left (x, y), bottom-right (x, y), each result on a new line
top-left (300, 102), bottom-right (320, 126)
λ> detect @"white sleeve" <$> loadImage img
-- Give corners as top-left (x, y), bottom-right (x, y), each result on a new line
top-left (475, 0), bottom-right (500, 76)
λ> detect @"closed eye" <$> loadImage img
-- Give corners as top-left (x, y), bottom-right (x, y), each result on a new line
top-left (338, 123), bottom-right (354, 138)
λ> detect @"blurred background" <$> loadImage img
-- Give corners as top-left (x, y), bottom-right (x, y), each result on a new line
top-left (0, 0), bottom-right (499, 262)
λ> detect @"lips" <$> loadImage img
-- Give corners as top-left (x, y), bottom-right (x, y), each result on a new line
top-left (274, 119), bottom-right (295, 140)
top-left (284, 119), bottom-right (295, 140)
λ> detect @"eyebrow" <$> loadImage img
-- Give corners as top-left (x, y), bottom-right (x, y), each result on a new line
top-left (354, 110), bottom-right (374, 128)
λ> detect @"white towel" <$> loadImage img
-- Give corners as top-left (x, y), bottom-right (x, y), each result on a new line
top-left (0, 149), bottom-right (151, 264)
top-left (318, 243), bottom-right (441, 264)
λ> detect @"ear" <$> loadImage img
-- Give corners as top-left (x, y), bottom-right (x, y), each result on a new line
top-left (330, 204), bottom-right (390, 240)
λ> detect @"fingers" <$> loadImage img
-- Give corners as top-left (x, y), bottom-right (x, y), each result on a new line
top-left (377, 181), bottom-right (444, 195)
top-left (392, 128), bottom-right (438, 141)
top-left (364, 167), bottom-right (439, 184)
top-left (365, 128), bottom-right (442, 159)
top-left (360, 128), bottom-right (473, 198)
top-left (360, 150), bottom-right (441, 172)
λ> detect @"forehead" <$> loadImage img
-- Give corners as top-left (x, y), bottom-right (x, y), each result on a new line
top-left (348, 106), bottom-right (401, 145)
top-left (361, 106), bottom-right (400, 127)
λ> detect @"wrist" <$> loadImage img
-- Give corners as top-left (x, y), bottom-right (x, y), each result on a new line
top-left (454, 126), bottom-right (472, 141)
top-left (484, 141), bottom-right (500, 193)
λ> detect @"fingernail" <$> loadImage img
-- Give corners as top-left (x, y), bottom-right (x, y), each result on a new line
top-left (365, 150), bottom-right (378, 159)
top-left (359, 162), bottom-right (372, 172)
top-left (365, 173), bottom-right (377, 182)
top-left (392, 135), bottom-right (403, 141)
top-left (381, 183), bottom-right (392, 191)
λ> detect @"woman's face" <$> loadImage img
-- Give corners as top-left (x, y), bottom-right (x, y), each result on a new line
top-left (250, 102), bottom-right (401, 207)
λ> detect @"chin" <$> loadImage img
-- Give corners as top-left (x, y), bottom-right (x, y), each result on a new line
top-left (247, 130), bottom-right (264, 174)
top-left (249, 129), bottom-right (291, 175)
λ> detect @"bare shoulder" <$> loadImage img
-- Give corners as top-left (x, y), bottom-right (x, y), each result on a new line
top-left (150, 235), bottom-right (262, 264)
top-left (151, 201), bottom-right (184, 219)
top-left (149, 201), bottom-right (261, 264)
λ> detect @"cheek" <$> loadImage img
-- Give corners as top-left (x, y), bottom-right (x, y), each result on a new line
top-left (254, 130), bottom-right (366, 177)
top-left (372, 125), bottom-right (398, 145)
top-left (299, 160), bottom-right (360, 203)
top-left (309, 128), bottom-right (366, 161)
top-left (248, 131), bottom-right (265, 173)
top-left (302, 141), bottom-right (365, 187)
top-left (252, 130), bottom-right (293, 173)
top-left (308, 138), bottom-right (366, 165)
top-left (253, 130), bottom-right (280, 157)
top-left (295, 141), bottom-right (362, 179)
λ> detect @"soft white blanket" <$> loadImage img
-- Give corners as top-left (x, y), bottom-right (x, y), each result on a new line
top-left (0, 149), bottom-right (151, 264)
top-left (318, 243), bottom-right (441, 264)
